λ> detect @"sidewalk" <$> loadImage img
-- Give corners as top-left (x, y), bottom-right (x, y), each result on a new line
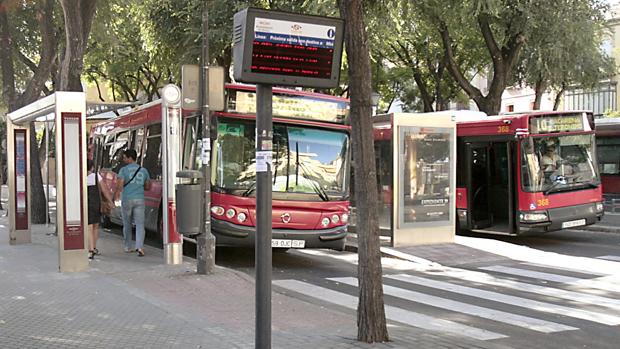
top-left (0, 211), bottom-right (512, 349)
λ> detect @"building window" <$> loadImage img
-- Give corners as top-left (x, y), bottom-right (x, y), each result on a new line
top-left (506, 105), bottom-right (514, 112)
top-left (564, 82), bottom-right (617, 118)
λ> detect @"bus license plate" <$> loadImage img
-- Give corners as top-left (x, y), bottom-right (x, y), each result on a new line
top-left (562, 219), bottom-right (586, 228)
top-left (271, 239), bottom-right (305, 248)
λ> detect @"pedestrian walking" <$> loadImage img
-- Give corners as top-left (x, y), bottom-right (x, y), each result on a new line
top-left (87, 160), bottom-right (112, 260)
top-left (113, 149), bottom-right (150, 257)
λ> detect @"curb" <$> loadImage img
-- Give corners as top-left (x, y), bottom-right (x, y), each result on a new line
top-left (576, 224), bottom-right (620, 234)
top-left (344, 233), bottom-right (440, 268)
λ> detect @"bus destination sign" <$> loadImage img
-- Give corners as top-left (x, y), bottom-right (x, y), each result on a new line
top-left (530, 114), bottom-right (587, 134)
top-left (233, 8), bottom-right (344, 88)
top-left (230, 90), bottom-right (348, 123)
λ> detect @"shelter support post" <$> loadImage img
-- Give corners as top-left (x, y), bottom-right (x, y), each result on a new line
top-left (54, 92), bottom-right (89, 272)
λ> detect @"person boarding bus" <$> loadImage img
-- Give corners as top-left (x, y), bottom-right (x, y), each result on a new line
top-left (113, 149), bottom-right (151, 257)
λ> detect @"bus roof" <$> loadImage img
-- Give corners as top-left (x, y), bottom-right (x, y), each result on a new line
top-left (594, 117), bottom-right (620, 136)
top-left (595, 117), bottom-right (620, 128)
top-left (90, 84), bottom-right (350, 136)
top-left (226, 83), bottom-right (349, 103)
top-left (457, 110), bottom-right (593, 137)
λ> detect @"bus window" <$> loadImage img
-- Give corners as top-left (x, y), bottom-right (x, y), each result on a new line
top-left (182, 117), bottom-right (200, 170)
top-left (100, 133), bottom-right (115, 169)
top-left (212, 120), bottom-right (255, 189)
top-left (131, 127), bottom-right (145, 162)
top-left (143, 124), bottom-right (162, 180)
top-left (597, 137), bottom-right (620, 175)
top-left (110, 131), bottom-right (129, 172)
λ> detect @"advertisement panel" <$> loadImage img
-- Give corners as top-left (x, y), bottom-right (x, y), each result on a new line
top-left (14, 130), bottom-right (28, 230)
top-left (62, 113), bottom-right (84, 250)
top-left (400, 127), bottom-right (452, 224)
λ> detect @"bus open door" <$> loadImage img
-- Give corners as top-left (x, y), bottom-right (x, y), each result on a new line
top-left (464, 141), bottom-right (517, 234)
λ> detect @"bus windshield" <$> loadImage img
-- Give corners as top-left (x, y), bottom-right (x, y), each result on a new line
top-left (521, 134), bottom-right (599, 193)
top-left (212, 119), bottom-right (349, 200)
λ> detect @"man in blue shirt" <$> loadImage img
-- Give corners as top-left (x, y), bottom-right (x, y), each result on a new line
top-left (113, 149), bottom-right (150, 256)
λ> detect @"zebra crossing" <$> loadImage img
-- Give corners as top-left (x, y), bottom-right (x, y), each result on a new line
top-left (275, 251), bottom-right (620, 342)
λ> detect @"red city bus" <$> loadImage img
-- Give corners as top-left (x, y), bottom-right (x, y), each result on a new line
top-left (373, 111), bottom-right (604, 236)
top-left (594, 117), bottom-right (620, 213)
top-left (90, 84), bottom-right (351, 250)
top-left (456, 111), bottom-right (603, 235)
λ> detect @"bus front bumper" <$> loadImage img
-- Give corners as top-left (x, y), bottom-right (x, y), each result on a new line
top-left (211, 218), bottom-right (348, 250)
top-left (518, 202), bottom-right (603, 234)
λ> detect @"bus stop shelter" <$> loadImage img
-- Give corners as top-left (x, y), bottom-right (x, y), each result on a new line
top-left (374, 112), bottom-right (457, 246)
top-left (6, 92), bottom-right (88, 272)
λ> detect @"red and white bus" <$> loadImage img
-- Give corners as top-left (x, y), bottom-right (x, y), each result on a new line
top-left (456, 111), bottom-right (603, 234)
top-left (90, 84), bottom-right (351, 250)
top-left (594, 117), bottom-right (620, 213)
top-left (374, 111), bottom-right (603, 236)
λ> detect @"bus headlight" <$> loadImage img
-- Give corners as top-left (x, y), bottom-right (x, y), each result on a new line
top-left (331, 214), bottom-right (340, 224)
top-left (321, 217), bottom-right (331, 227)
top-left (596, 202), bottom-right (604, 213)
top-left (341, 213), bottom-right (349, 223)
top-left (226, 208), bottom-right (236, 219)
top-left (519, 211), bottom-right (548, 223)
top-left (211, 206), bottom-right (225, 216)
top-left (237, 212), bottom-right (247, 222)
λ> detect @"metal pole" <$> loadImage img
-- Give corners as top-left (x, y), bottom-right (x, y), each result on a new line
top-left (45, 118), bottom-right (49, 227)
top-left (255, 84), bottom-right (273, 349)
top-left (161, 103), bottom-right (170, 258)
top-left (197, 2), bottom-right (216, 274)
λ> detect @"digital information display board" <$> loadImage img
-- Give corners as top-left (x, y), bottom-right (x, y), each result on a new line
top-left (233, 8), bottom-right (344, 88)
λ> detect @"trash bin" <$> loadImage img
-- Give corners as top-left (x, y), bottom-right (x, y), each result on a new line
top-left (176, 170), bottom-right (203, 235)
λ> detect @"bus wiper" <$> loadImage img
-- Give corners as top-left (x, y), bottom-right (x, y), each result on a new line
top-left (543, 179), bottom-right (567, 196)
top-left (297, 160), bottom-right (329, 201)
top-left (574, 182), bottom-right (598, 190)
top-left (544, 179), bottom-right (597, 195)
top-left (242, 182), bottom-right (256, 197)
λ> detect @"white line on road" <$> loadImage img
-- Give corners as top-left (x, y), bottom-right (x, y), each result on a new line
top-left (423, 266), bottom-right (620, 312)
top-left (567, 275), bottom-right (620, 294)
top-left (597, 255), bottom-right (620, 262)
top-left (521, 263), bottom-right (608, 277)
top-left (478, 265), bottom-right (583, 284)
top-left (328, 276), bottom-right (577, 333)
top-left (386, 274), bottom-right (620, 326)
top-left (455, 235), bottom-right (620, 276)
top-left (274, 279), bottom-right (507, 341)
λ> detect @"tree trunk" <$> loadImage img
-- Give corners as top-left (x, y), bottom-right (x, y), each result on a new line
top-left (436, 13), bottom-right (524, 116)
top-left (58, 0), bottom-right (97, 91)
top-left (0, 0), bottom-right (17, 111)
top-left (338, 0), bottom-right (389, 343)
top-left (412, 68), bottom-right (435, 112)
top-left (29, 123), bottom-right (49, 223)
top-left (482, 90), bottom-right (503, 115)
top-left (554, 85), bottom-right (566, 111)
top-left (1, 0), bottom-right (57, 223)
top-left (434, 59), bottom-right (449, 111)
top-left (533, 78), bottom-right (546, 110)
top-left (0, 2), bottom-right (15, 211)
